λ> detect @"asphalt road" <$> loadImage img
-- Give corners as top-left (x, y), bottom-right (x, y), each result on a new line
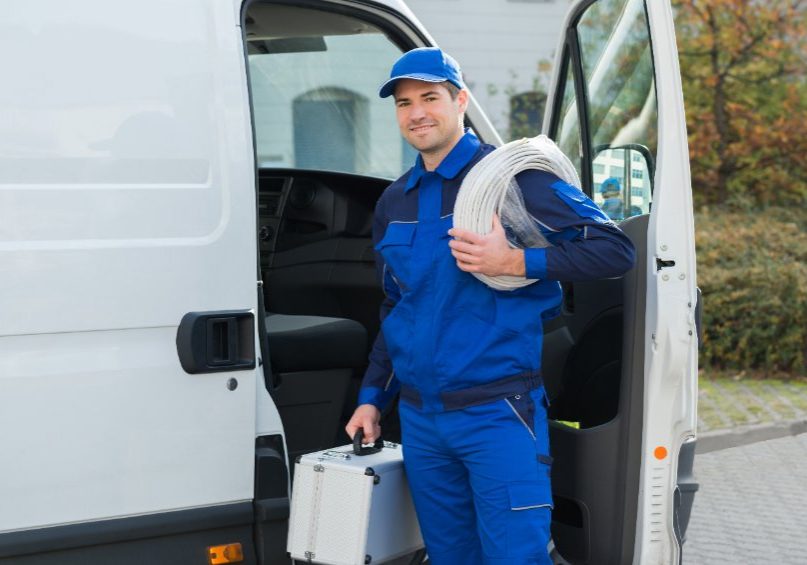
top-left (683, 433), bottom-right (807, 564)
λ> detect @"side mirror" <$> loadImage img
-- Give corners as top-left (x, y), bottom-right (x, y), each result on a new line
top-left (592, 144), bottom-right (653, 221)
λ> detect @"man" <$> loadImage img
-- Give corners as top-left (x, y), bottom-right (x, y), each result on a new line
top-left (346, 47), bottom-right (635, 565)
top-left (600, 176), bottom-right (625, 221)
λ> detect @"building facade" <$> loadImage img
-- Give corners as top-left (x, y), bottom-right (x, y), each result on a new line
top-left (405, 0), bottom-right (571, 139)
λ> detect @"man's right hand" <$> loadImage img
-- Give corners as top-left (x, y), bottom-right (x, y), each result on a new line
top-left (345, 404), bottom-right (382, 444)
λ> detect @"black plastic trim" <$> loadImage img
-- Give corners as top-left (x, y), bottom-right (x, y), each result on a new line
top-left (0, 502), bottom-right (253, 559)
top-left (674, 438), bottom-right (699, 557)
top-left (568, 28), bottom-right (594, 196)
top-left (253, 435), bottom-right (290, 565)
top-left (176, 310), bottom-right (256, 374)
top-left (547, 45), bottom-right (570, 141)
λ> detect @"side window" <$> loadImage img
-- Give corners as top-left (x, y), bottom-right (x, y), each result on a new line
top-left (578, 0), bottom-right (657, 218)
top-left (246, 5), bottom-right (406, 178)
top-left (551, 0), bottom-right (657, 220)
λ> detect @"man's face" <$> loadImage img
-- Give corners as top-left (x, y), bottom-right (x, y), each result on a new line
top-left (394, 79), bottom-right (468, 156)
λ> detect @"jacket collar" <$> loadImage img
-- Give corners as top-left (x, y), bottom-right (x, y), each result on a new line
top-left (405, 129), bottom-right (481, 192)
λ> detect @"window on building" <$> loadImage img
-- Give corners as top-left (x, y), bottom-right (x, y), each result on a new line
top-left (509, 91), bottom-right (547, 140)
top-left (631, 168), bottom-right (643, 179)
top-left (593, 163), bottom-right (606, 175)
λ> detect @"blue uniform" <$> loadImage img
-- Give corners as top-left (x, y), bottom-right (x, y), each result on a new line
top-left (601, 196), bottom-right (625, 221)
top-left (359, 131), bottom-right (635, 564)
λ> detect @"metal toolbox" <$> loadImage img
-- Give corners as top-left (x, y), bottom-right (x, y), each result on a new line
top-left (287, 439), bottom-right (423, 564)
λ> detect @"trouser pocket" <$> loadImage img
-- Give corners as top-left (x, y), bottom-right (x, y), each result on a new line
top-left (504, 482), bottom-right (553, 563)
top-left (505, 393), bottom-right (536, 440)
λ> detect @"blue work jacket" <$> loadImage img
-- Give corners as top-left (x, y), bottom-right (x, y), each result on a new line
top-left (359, 131), bottom-right (635, 413)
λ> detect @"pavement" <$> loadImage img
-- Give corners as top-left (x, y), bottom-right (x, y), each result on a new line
top-left (680, 376), bottom-right (807, 564)
top-left (683, 433), bottom-right (807, 564)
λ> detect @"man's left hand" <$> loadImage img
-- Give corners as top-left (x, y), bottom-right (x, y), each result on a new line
top-left (448, 214), bottom-right (526, 277)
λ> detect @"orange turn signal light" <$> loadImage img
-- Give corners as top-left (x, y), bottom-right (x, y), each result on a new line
top-left (208, 543), bottom-right (244, 564)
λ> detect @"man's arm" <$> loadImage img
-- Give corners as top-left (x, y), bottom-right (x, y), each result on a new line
top-left (519, 169), bottom-right (635, 281)
top-left (449, 169), bottom-right (635, 281)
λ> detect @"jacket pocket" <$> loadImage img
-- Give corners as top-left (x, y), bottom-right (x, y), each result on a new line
top-left (375, 222), bottom-right (417, 291)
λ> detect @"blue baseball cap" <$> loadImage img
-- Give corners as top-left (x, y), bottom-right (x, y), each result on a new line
top-left (379, 47), bottom-right (465, 98)
top-left (600, 177), bottom-right (622, 194)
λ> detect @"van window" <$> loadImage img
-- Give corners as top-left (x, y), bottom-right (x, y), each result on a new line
top-left (246, 5), bottom-right (407, 178)
top-left (552, 0), bottom-right (657, 220)
top-left (578, 0), bottom-right (657, 217)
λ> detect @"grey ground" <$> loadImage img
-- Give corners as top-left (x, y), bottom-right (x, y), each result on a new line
top-left (682, 432), bottom-right (807, 565)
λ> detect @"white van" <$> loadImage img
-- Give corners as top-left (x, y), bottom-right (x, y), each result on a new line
top-left (0, 0), bottom-right (699, 563)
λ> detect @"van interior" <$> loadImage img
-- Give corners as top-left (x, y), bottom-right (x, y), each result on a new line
top-left (243, 2), bottom-right (691, 564)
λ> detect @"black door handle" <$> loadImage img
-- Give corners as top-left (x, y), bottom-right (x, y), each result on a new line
top-left (177, 311), bottom-right (255, 374)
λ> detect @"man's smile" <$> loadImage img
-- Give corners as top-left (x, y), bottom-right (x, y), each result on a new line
top-left (409, 123), bottom-right (436, 134)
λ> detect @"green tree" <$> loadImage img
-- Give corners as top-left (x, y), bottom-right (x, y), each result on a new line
top-left (674, 0), bottom-right (807, 207)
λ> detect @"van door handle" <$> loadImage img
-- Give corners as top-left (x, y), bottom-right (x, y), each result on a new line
top-left (176, 311), bottom-right (255, 374)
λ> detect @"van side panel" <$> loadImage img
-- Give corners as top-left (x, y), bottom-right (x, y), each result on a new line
top-left (0, 0), bottom-right (258, 534)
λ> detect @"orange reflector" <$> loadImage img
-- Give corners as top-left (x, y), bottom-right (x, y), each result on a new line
top-left (208, 543), bottom-right (244, 565)
top-left (654, 446), bottom-right (668, 460)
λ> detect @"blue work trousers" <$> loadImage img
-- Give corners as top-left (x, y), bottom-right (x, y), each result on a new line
top-left (399, 387), bottom-right (553, 565)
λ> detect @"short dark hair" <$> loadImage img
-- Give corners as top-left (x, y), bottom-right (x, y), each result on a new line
top-left (442, 81), bottom-right (461, 100)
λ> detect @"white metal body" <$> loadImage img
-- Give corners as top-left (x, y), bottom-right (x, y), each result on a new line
top-left (288, 443), bottom-right (423, 565)
top-left (634, 2), bottom-right (698, 563)
top-left (0, 0), bottom-right (262, 532)
top-left (0, 1), bottom-right (695, 563)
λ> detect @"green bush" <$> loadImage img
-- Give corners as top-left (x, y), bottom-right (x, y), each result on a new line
top-left (696, 207), bottom-right (806, 375)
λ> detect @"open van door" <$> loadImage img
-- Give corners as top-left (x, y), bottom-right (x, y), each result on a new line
top-left (542, 0), bottom-right (698, 563)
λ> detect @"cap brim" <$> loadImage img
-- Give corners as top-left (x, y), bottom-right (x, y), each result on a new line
top-left (378, 73), bottom-right (453, 98)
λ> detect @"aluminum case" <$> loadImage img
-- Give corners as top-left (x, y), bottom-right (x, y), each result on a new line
top-left (288, 441), bottom-right (423, 565)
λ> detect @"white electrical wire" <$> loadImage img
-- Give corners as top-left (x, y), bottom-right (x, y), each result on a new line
top-left (453, 135), bottom-right (582, 291)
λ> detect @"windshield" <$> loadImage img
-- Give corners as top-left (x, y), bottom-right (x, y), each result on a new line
top-left (247, 6), bottom-right (412, 179)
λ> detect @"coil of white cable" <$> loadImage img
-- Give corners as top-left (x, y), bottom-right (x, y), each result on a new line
top-left (453, 135), bottom-right (581, 291)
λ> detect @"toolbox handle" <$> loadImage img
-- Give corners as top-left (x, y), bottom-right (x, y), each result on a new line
top-left (352, 428), bottom-right (384, 456)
